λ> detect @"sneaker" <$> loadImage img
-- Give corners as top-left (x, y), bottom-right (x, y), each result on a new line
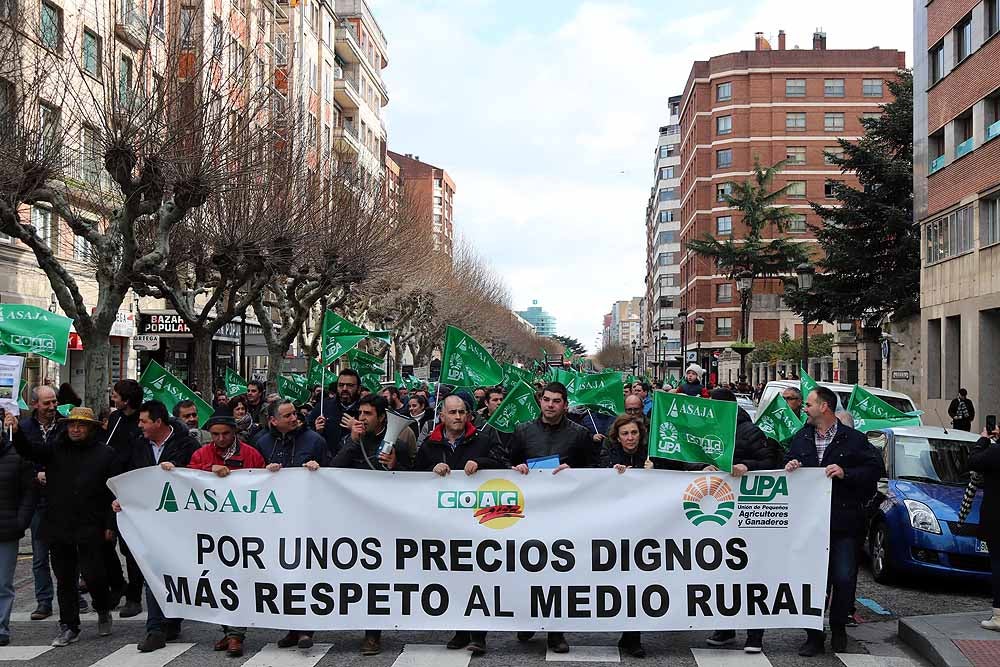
top-left (360, 636), bottom-right (381, 656)
top-left (0, 636), bottom-right (9, 647)
top-left (706, 630), bottom-right (737, 646)
top-left (845, 613), bottom-right (860, 627)
top-left (744, 631), bottom-right (763, 654)
top-left (547, 632), bottom-right (569, 654)
top-left (277, 632), bottom-right (299, 649)
top-left (119, 601), bottom-right (142, 618)
top-left (446, 632), bottom-right (470, 650)
top-left (30, 604), bottom-right (52, 620)
top-left (137, 631), bottom-right (166, 653)
top-left (98, 612), bottom-right (113, 637)
top-left (51, 626), bottom-right (80, 647)
top-left (297, 634), bottom-right (314, 650)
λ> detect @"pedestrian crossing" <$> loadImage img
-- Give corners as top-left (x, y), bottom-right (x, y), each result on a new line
top-left (0, 641), bottom-right (928, 666)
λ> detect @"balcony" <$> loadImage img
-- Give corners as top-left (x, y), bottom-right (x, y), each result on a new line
top-left (115, 9), bottom-right (149, 49)
top-left (333, 123), bottom-right (361, 154)
top-left (335, 22), bottom-right (363, 65)
top-left (955, 137), bottom-right (975, 159)
top-left (929, 155), bottom-right (946, 174)
top-left (987, 119), bottom-right (1000, 143)
top-left (333, 66), bottom-right (361, 110)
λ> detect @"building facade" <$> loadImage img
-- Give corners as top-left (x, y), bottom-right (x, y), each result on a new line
top-left (676, 30), bottom-right (905, 384)
top-left (645, 95), bottom-right (683, 381)
top-left (915, 0), bottom-right (1000, 430)
top-left (386, 151), bottom-right (456, 258)
top-left (517, 301), bottom-right (557, 337)
top-left (609, 298), bottom-right (643, 347)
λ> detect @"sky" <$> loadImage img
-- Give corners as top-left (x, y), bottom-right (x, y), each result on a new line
top-left (369, 0), bottom-right (913, 352)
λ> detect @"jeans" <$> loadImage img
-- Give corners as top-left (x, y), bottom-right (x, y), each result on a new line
top-left (828, 533), bottom-right (861, 629)
top-left (49, 542), bottom-right (111, 632)
top-left (990, 546), bottom-right (1000, 608)
top-left (145, 585), bottom-right (181, 635)
top-left (0, 540), bottom-right (17, 640)
top-left (30, 510), bottom-right (53, 608)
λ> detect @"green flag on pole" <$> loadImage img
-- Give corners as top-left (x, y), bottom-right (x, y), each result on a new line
top-left (277, 374), bottom-right (310, 404)
top-left (754, 394), bottom-right (805, 450)
top-left (347, 349), bottom-right (385, 371)
top-left (0, 304), bottom-right (72, 365)
top-left (17, 379), bottom-right (28, 411)
top-left (439, 326), bottom-right (503, 387)
top-left (563, 348), bottom-right (573, 360)
top-left (486, 381), bottom-right (540, 433)
top-left (502, 363), bottom-right (533, 389)
top-left (224, 367), bottom-right (248, 397)
top-left (394, 371), bottom-right (405, 388)
top-left (846, 384), bottom-right (922, 431)
top-left (139, 360), bottom-right (213, 427)
top-left (800, 367), bottom-right (819, 402)
top-left (567, 370), bottom-right (624, 416)
top-left (648, 391), bottom-right (738, 472)
top-left (359, 373), bottom-right (382, 394)
top-left (306, 358), bottom-right (326, 391)
top-left (320, 311), bottom-right (368, 363)
top-left (667, 376), bottom-right (679, 389)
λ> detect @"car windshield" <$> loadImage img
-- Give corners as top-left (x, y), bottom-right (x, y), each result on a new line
top-left (893, 435), bottom-right (974, 486)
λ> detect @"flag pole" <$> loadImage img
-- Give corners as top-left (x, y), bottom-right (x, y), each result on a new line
top-left (320, 361), bottom-right (326, 419)
top-left (587, 409), bottom-right (600, 436)
top-left (432, 382), bottom-right (442, 426)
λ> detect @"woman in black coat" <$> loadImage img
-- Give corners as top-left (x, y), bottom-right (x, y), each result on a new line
top-left (970, 427), bottom-right (1000, 630)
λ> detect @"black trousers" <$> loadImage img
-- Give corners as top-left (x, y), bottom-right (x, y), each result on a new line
top-left (117, 538), bottom-right (144, 603)
top-left (101, 540), bottom-right (124, 598)
top-left (49, 541), bottom-right (111, 631)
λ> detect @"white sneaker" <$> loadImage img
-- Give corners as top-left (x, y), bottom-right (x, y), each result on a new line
top-left (981, 608), bottom-right (1000, 631)
top-left (51, 626), bottom-right (80, 647)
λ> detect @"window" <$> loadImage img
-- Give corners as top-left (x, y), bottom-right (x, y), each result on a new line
top-left (716, 82), bottom-right (731, 101)
top-left (785, 146), bottom-right (806, 165)
top-left (0, 77), bottom-right (13, 127)
top-left (861, 112), bottom-right (881, 122)
top-left (433, 196), bottom-right (443, 205)
top-left (658, 252), bottom-right (674, 266)
top-left (788, 214), bottom-right (807, 232)
top-left (716, 317), bottom-right (733, 336)
top-left (716, 182), bottom-right (733, 202)
top-left (925, 206), bottom-right (974, 263)
top-left (786, 181), bottom-right (806, 198)
top-left (73, 232), bottom-right (91, 262)
top-left (32, 207), bottom-right (55, 249)
top-left (118, 55), bottom-right (133, 107)
top-left (659, 210), bottom-right (674, 223)
top-left (824, 146), bottom-right (844, 164)
top-left (233, 0), bottom-right (246, 14)
top-left (211, 18), bottom-right (223, 55)
top-left (824, 180), bottom-right (839, 198)
top-left (930, 42), bottom-right (945, 84)
top-left (982, 196), bottom-right (1000, 247)
top-left (659, 143), bottom-right (677, 158)
top-left (660, 166), bottom-right (674, 179)
top-left (863, 79), bottom-right (883, 97)
top-left (658, 187), bottom-right (678, 202)
top-left (824, 79), bottom-right (845, 97)
top-left (323, 69), bottom-right (331, 101)
top-left (179, 6), bottom-right (196, 46)
top-left (989, 0), bottom-right (999, 39)
top-left (657, 230), bottom-right (676, 244)
top-left (956, 14), bottom-right (973, 63)
top-left (39, 102), bottom-right (59, 152)
top-left (82, 29), bottom-right (101, 78)
top-left (824, 112), bottom-right (845, 131)
top-left (716, 115), bottom-right (732, 135)
top-left (785, 79), bottom-right (806, 97)
top-left (153, 0), bottom-right (164, 30)
top-left (786, 112), bottom-right (806, 131)
top-left (81, 125), bottom-right (101, 184)
top-left (716, 148), bottom-right (733, 168)
top-left (716, 284), bottom-right (733, 303)
top-left (40, 1), bottom-right (61, 51)
top-left (716, 216), bottom-right (732, 235)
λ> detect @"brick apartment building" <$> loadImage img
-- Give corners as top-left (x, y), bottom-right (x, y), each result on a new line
top-left (676, 30), bottom-right (905, 383)
top-left (386, 151), bottom-right (456, 258)
top-left (915, 0), bottom-right (1000, 430)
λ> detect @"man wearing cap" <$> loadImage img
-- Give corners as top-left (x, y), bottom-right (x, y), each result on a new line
top-left (6, 407), bottom-right (119, 648)
top-left (673, 365), bottom-right (708, 397)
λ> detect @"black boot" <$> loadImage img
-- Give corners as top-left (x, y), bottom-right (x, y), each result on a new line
top-left (798, 630), bottom-right (825, 657)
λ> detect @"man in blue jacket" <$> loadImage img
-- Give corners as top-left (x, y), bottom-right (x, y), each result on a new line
top-left (308, 369), bottom-right (361, 459)
top-left (784, 385), bottom-right (884, 657)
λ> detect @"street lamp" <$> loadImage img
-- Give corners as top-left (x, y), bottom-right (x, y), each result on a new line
top-left (678, 308), bottom-right (688, 371)
top-left (631, 338), bottom-right (638, 376)
top-left (736, 270), bottom-right (754, 383)
top-left (694, 316), bottom-right (705, 383)
top-left (795, 263), bottom-right (815, 377)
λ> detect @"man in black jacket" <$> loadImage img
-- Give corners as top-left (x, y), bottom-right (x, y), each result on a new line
top-left (784, 386), bottom-right (884, 657)
top-left (310, 369), bottom-right (361, 459)
top-left (948, 388), bottom-right (975, 431)
top-left (8, 407), bottom-right (120, 648)
top-left (0, 427), bottom-right (38, 646)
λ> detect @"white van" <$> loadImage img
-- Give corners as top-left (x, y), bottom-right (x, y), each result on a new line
top-left (757, 380), bottom-right (919, 425)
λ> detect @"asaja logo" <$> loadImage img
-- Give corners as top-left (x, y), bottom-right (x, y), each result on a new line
top-left (156, 481), bottom-right (282, 514)
top-left (682, 476), bottom-right (735, 526)
top-left (437, 478), bottom-right (525, 530)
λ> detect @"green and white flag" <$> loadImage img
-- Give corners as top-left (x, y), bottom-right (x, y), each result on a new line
top-left (567, 370), bottom-right (624, 416)
top-left (139, 360), bottom-right (213, 428)
top-left (306, 358), bottom-right (327, 391)
top-left (755, 394), bottom-right (805, 450)
top-left (486, 381), bottom-right (540, 433)
top-left (0, 304), bottom-right (72, 365)
top-left (666, 376), bottom-right (679, 389)
top-left (56, 404), bottom-right (73, 417)
top-left (224, 367), bottom-right (248, 397)
top-left (439, 326), bottom-right (503, 387)
top-left (277, 374), bottom-right (310, 404)
top-left (648, 391), bottom-right (738, 471)
top-left (359, 373), bottom-right (382, 394)
top-left (320, 311), bottom-right (368, 363)
top-left (347, 349), bottom-right (385, 373)
top-left (846, 384), bottom-right (922, 432)
top-left (502, 363), bottom-right (533, 389)
top-left (800, 367), bottom-right (818, 402)
top-left (563, 348), bottom-right (573, 360)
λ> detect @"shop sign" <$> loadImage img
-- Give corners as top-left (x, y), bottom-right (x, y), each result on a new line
top-left (140, 313), bottom-right (190, 335)
top-left (133, 335), bottom-right (161, 351)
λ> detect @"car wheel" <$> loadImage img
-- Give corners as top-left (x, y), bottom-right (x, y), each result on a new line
top-left (870, 523), bottom-right (896, 584)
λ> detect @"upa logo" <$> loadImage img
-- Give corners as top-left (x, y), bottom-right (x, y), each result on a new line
top-left (682, 476), bottom-right (735, 526)
top-left (437, 479), bottom-right (525, 529)
top-left (656, 422), bottom-right (680, 454)
top-left (738, 475), bottom-right (789, 503)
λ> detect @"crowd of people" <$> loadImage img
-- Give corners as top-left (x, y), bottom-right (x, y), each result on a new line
top-left (0, 364), bottom-right (885, 660)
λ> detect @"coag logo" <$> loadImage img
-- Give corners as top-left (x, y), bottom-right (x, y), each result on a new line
top-left (8, 333), bottom-right (56, 354)
top-left (738, 475), bottom-right (789, 503)
top-left (155, 481), bottom-right (282, 514)
top-left (437, 478), bottom-right (525, 529)
top-left (682, 476), bottom-right (735, 526)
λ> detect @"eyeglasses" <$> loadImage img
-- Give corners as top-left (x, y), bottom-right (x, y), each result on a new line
top-left (625, 408), bottom-right (643, 414)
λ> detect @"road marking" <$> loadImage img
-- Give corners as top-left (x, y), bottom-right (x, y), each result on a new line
top-left (546, 645), bottom-right (621, 662)
top-left (243, 643), bottom-right (333, 666)
top-left (836, 654), bottom-right (922, 667)
top-left (0, 645), bottom-right (53, 660)
top-left (89, 642), bottom-right (195, 667)
top-left (390, 644), bottom-right (471, 667)
top-left (9, 612), bottom-right (148, 623)
top-left (856, 598), bottom-right (892, 615)
top-left (692, 648), bottom-right (773, 666)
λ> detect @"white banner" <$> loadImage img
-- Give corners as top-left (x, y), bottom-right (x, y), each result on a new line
top-left (109, 468), bottom-right (831, 631)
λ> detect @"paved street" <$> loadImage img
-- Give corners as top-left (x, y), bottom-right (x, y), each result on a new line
top-left (5, 545), bottom-right (977, 667)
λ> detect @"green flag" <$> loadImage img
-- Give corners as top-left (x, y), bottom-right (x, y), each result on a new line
top-left (139, 360), bottom-right (213, 427)
top-left (56, 404), bottom-right (73, 417)
top-left (394, 371), bottom-right (405, 388)
top-left (502, 363), bottom-right (533, 389)
top-left (486, 381), bottom-right (540, 433)
top-left (224, 367), bottom-right (248, 397)
top-left (439, 326), bottom-right (503, 387)
top-left (567, 370), bottom-right (624, 416)
top-left (666, 376), bottom-right (679, 389)
top-left (306, 358), bottom-right (327, 391)
top-left (648, 391), bottom-right (738, 471)
top-left (563, 348), bottom-right (573, 360)
top-left (320, 311), bottom-right (368, 363)
top-left (359, 372), bottom-right (382, 394)
top-left (367, 330), bottom-right (392, 344)
top-left (754, 394), bottom-right (805, 450)
top-left (347, 349), bottom-right (385, 372)
top-left (846, 384), bottom-right (922, 432)
top-left (17, 379), bottom-right (27, 411)
top-left (0, 304), bottom-right (72, 365)
top-left (800, 367), bottom-right (818, 402)
top-left (277, 374), bottom-right (310, 404)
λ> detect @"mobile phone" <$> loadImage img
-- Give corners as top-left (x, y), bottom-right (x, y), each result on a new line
top-left (987, 415), bottom-right (996, 433)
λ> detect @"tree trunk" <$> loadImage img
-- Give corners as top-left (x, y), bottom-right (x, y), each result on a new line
top-left (189, 329), bottom-right (215, 397)
top-left (266, 349), bottom-right (285, 393)
top-left (81, 342), bottom-right (111, 411)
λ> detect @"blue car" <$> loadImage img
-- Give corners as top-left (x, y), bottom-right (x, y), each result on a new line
top-left (865, 426), bottom-right (990, 583)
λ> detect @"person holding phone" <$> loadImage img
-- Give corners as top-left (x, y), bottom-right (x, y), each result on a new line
top-left (971, 421), bottom-right (1000, 631)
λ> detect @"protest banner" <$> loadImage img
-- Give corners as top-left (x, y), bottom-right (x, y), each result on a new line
top-left (110, 467), bottom-right (831, 632)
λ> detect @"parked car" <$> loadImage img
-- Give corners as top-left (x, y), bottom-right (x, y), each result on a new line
top-left (863, 426), bottom-right (988, 583)
top-left (757, 380), bottom-right (919, 423)
top-left (735, 393), bottom-right (756, 420)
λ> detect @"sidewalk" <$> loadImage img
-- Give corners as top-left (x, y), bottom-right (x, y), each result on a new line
top-left (899, 610), bottom-right (1000, 667)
